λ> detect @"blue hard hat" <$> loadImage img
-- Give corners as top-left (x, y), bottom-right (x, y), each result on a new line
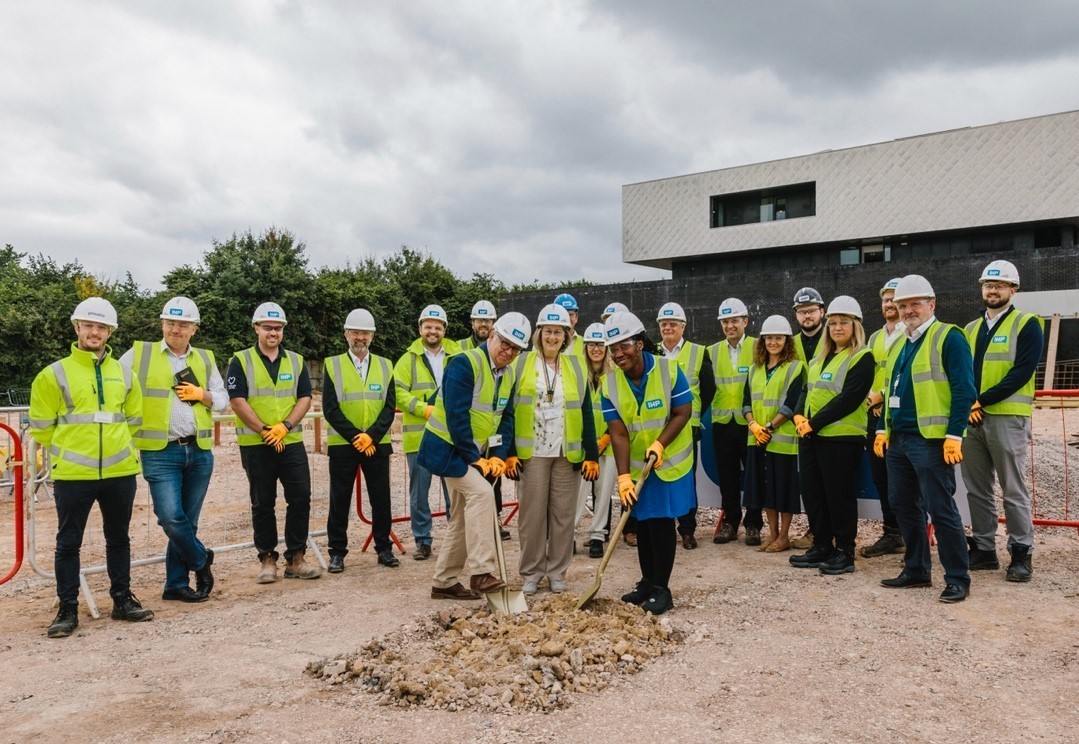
top-left (554, 292), bottom-right (578, 311)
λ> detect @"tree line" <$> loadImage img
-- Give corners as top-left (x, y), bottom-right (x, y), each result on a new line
top-left (1, 228), bottom-right (588, 391)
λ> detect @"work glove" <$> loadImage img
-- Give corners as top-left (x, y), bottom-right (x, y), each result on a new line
top-left (424, 404), bottom-right (434, 420)
top-left (487, 456), bottom-right (506, 478)
top-left (645, 441), bottom-right (665, 468)
top-left (943, 439), bottom-right (964, 465)
top-left (262, 423), bottom-right (289, 451)
top-left (793, 415), bottom-right (813, 437)
top-left (581, 460), bottom-right (599, 481)
top-left (471, 458), bottom-right (491, 477)
top-left (873, 432), bottom-right (889, 458)
top-left (504, 456), bottom-right (523, 480)
top-left (866, 391), bottom-right (884, 416)
top-left (617, 474), bottom-right (637, 508)
top-left (748, 421), bottom-right (772, 446)
top-left (352, 433), bottom-right (376, 456)
top-left (596, 433), bottom-right (611, 454)
top-left (968, 401), bottom-right (984, 428)
top-left (173, 382), bottom-right (204, 404)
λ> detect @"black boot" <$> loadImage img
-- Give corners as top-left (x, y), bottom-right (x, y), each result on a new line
top-left (860, 527), bottom-right (905, 558)
top-left (1005, 544), bottom-right (1033, 582)
top-left (195, 548), bottom-right (214, 597)
top-left (48, 601), bottom-right (79, 638)
top-left (789, 545), bottom-right (833, 568)
top-left (819, 548), bottom-right (856, 575)
top-left (967, 536), bottom-right (1000, 570)
top-left (621, 579), bottom-right (655, 605)
top-left (111, 591), bottom-right (155, 622)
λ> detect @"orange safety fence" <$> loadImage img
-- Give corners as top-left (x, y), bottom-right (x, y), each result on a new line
top-left (0, 423), bottom-right (25, 585)
top-left (1030, 390), bottom-right (1078, 535)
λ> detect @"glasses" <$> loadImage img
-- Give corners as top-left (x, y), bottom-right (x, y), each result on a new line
top-left (611, 340), bottom-right (638, 352)
top-left (982, 281), bottom-right (1014, 291)
top-left (827, 319), bottom-right (853, 328)
top-left (493, 335), bottom-right (521, 355)
top-left (795, 308), bottom-right (821, 317)
top-left (259, 325), bottom-right (284, 333)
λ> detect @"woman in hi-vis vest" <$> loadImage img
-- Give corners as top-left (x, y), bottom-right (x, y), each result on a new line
top-left (506, 304), bottom-right (598, 596)
top-left (574, 322), bottom-right (618, 558)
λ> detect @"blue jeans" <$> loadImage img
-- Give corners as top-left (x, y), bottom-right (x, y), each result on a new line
top-left (406, 452), bottom-right (448, 546)
top-left (886, 431), bottom-right (970, 588)
top-left (142, 442), bottom-right (214, 590)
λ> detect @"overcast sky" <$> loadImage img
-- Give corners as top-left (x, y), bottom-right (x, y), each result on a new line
top-left (3, 1), bottom-right (1077, 290)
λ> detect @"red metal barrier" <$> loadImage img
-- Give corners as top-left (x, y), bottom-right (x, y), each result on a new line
top-left (1031, 390), bottom-right (1078, 535)
top-left (0, 423), bottom-right (25, 584)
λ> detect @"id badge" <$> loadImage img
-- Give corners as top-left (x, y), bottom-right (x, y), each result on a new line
top-left (541, 406), bottom-right (561, 421)
top-left (93, 410), bottom-right (113, 424)
top-left (889, 396), bottom-right (901, 409)
top-left (487, 434), bottom-right (503, 448)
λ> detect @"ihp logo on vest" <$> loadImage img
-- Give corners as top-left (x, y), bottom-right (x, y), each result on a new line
top-left (645, 399), bottom-right (663, 410)
top-left (279, 373), bottom-right (294, 381)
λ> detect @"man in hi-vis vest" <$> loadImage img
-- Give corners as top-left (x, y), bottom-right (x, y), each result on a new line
top-left (121, 297), bottom-right (226, 603)
top-left (227, 302), bottom-right (320, 583)
top-left (30, 297), bottom-right (154, 638)
top-left (323, 309), bottom-right (399, 573)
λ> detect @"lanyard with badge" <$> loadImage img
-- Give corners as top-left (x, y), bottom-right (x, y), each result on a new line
top-left (540, 356), bottom-right (560, 420)
top-left (889, 340), bottom-right (915, 410)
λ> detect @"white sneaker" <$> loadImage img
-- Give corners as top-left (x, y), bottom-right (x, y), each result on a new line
top-left (549, 579), bottom-right (568, 594)
top-left (521, 579), bottom-right (539, 595)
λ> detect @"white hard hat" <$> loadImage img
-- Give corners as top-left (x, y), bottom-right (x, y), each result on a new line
top-left (892, 275), bottom-right (936, 302)
top-left (657, 302), bottom-right (687, 323)
top-left (583, 322), bottom-right (606, 343)
top-left (718, 298), bottom-right (748, 319)
top-left (493, 311), bottom-right (531, 349)
top-left (536, 303), bottom-right (571, 328)
top-left (760, 315), bottom-right (794, 335)
top-left (71, 297), bottom-right (118, 329)
top-left (160, 296), bottom-right (200, 323)
top-left (471, 300), bottom-right (497, 319)
top-left (252, 302), bottom-right (288, 325)
top-left (418, 304), bottom-right (448, 326)
top-left (980, 259), bottom-right (1020, 287)
top-left (603, 311), bottom-right (646, 346)
top-left (879, 278), bottom-right (902, 298)
top-left (601, 301), bottom-right (629, 320)
top-left (826, 295), bottom-right (863, 321)
top-left (344, 308), bottom-right (376, 331)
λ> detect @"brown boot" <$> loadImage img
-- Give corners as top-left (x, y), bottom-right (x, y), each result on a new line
top-left (284, 553), bottom-right (322, 580)
top-left (257, 555), bottom-right (278, 584)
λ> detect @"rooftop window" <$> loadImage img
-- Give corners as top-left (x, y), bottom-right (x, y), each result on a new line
top-left (710, 182), bottom-right (816, 228)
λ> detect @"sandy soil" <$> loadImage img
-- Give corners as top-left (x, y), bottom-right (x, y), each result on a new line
top-left (1, 409), bottom-right (1078, 743)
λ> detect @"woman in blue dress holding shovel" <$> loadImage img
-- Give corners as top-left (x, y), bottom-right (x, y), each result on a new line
top-left (600, 311), bottom-right (693, 615)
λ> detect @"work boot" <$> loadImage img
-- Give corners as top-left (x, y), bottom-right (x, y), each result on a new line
top-left (588, 539), bottom-right (604, 558)
top-left (48, 601), bottom-right (79, 638)
top-left (860, 527), bottom-right (905, 558)
top-left (790, 531), bottom-right (814, 550)
top-left (819, 549), bottom-right (856, 575)
top-left (642, 587), bottom-right (674, 615)
top-left (967, 537), bottom-right (1000, 571)
top-left (712, 523), bottom-right (736, 544)
top-left (195, 548), bottom-right (215, 596)
top-left (789, 545), bottom-right (833, 568)
top-left (1005, 544), bottom-right (1033, 582)
top-left (744, 528), bottom-right (762, 547)
top-left (284, 554), bottom-right (322, 579)
top-left (257, 554), bottom-right (278, 584)
top-left (110, 591), bottom-right (154, 622)
top-left (620, 579), bottom-right (655, 605)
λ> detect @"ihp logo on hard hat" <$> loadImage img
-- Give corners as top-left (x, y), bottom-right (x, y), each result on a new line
top-left (430, 310), bottom-right (441, 317)
top-left (987, 269), bottom-right (1001, 277)
top-left (546, 313), bottom-right (559, 321)
top-left (606, 328), bottom-right (620, 338)
top-left (661, 309), bottom-right (674, 316)
top-left (512, 329), bottom-right (526, 340)
top-left (796, 294), bottom-right (811, 303)
top-left (268, 310), bottom-right (280, 317)
top-left (478, 309), bottom-right (490, 316)
top-left (605, 306), bottom-right (616, 314)
top-left (721, 308), bottom-right (732, 315)
top-left (169, 308), bottom-right (183, 316)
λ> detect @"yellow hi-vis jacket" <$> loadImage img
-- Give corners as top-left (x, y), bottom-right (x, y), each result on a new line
top-left (232, 347), bottom-right (305, 447)
top-left (131, 341), bottom-right (216, 451)
top-left (511, 351), bottom-right (588, 462)
top-left (323, 352), bottom-right (393, 446)
top-left (709, 336), bottom-right (755, 425)
top-left (394, 337), bottom-right (462, 453)
top-left (806, 347), bottom-right (873, 437)
top-left (964, 310), bottom-right (1043, 416)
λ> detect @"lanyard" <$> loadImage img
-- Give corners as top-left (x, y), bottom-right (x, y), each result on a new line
top-left (891, 339), bottom-right (917, 397)
top-left (541, 355), bottom-right (559, 403)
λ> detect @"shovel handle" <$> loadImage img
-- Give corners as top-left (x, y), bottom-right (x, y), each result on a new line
top-left (596, 455), bottom-right (656, 575)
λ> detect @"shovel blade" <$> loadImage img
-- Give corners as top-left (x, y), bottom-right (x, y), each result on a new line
top-left (575, 577), bottom-right (602, 611)
top-left (486, 587), bottom-right (528, 615)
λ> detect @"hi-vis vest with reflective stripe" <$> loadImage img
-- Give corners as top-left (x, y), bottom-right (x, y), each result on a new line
top-left (747, 360), bottom-right (803, 455)
top-left (233, 347), bottom-right (304, 446)
top-left (458, 336), bottom-right (480, 351)
top-left (602, 357), bottom-right (693, 482)
top-left (708, 337), bottom-right (755, 425)
top-left (426, 348), bottom-right (515, 454)
top-left (883, 322), bottom-right (956, 439)
top-left (132, 341), bottom-right (215, 451)
top-left (806, 347), bottom-right (872, 437)
top-left (28, 344), bottom-right (141, 481)
top-left (511, 351), bottom-right (587, 462)
top-left (394, 337), bottom-right (462, 453)
top-left (323, 352), bottom-right (392, 446)
top-left (868, 326), bottom-right (900, 395)
top-left (673, 341), bottom-right (706, 429)
top-left (588, 378), bottom-right (609, 454)
top-left (964, 310), bottom-right (1043, 416)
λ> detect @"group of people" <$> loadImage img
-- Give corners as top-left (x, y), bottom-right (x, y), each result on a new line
top-left (27, 258), bottom-right (1042, 637)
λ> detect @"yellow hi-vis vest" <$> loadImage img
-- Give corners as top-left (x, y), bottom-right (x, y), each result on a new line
top-left (425, 348), bottom-right (515, 453)
top-left (393, 337), bottom-right (462, 453)
top-left (458, 336), bottom-right (480, 351)
top-left (131, 341), bottom-right (215, 451)
top-left (566, 334), bottom-right (587, 364)
top-left (867, 326), bottom-right (903, 395)
top-left (672, 341), bottom-right (707, 429)
top-left (708, 336), bottom-right (755, 425)
top-left (233, 347), bottom-right (305, 447)
top-left (511, 351), bottom-right (587, 462)
top-left (28, 344), bottom-right (142, 481)
top-left (964, 310), bottom-right (1043, 416)
top-left (883, 322), bottom-right (957, 439)
top-left (746, 360), bottom-right (803, 455)
top-left (323, 352), bottom-right (393, 446)
top-left (806, 347), bottom-right (872, 437)
top-left (602, 357), bottom-right (693, 482)
top-left (794, 332), bottom-right (823, 366)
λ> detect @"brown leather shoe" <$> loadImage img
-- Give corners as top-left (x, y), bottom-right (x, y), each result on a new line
top-left (283, 554), bottom-right (322, 580)
top-left (413, 543), bottom-right (432, 561)
top-left (469, 573), bottom-right (507, 593)
top-left (681, 534), bottom-right (698, 550)
top-left (431, 582), bottom-right (481, 600)
top-left (623, 532), bottom-right (637, 547)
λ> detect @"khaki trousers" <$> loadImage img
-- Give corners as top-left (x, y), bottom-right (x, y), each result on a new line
top-left (518, 456), bottom-right (578, 583)
top-left (432, 466), bottom-right (498, 588)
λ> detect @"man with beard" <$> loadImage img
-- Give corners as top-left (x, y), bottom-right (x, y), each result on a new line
top-left (459, 301), bottom-right (497, 351)
top-left (789, 287), bottom-right (825, 549)
top-left (961, 260), bottom-right (1043, 582)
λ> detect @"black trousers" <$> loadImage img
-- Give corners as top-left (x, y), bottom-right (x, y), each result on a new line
top-left (675, 433), bottom-right (700, 536)
top-left (637, 517), bottom-right (677, 589)
top-left (713, 420), bottom-right (761, 529)
top-left (327, 445), bottom-right (393, 556)
top-left (798, 437), bottom-right (862, 552)
top-left (240, 442), bottom-right (311, 561)
top-left (54, 475), bottom-right (137, 603)
top-left (866, 410), bottom-right (899, 529)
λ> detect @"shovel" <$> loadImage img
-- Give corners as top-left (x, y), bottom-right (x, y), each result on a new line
top-left (575, 456), bottom-right (655, 610)
top-left (486, 488), bottom-right (528, 615)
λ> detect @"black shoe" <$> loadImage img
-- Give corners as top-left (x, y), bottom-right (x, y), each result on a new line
top-left (621, 579), bottom-right (655, 605)
top-left (939, 583), bottom-right (969, 603)
top-left (860, 529), bottom-right (906, 558)
top-left (881, 572), bottom-right (932, 588)
top-left (48, 602), bottom-right (79, 638)
top-left (588, 539), bottom-right (604, 558)
top-left (713, 523), bottom-right (737, 544)
top-left (818, 549), bottom-right (855, 575)
top-left (789, 546), bottom-right (833, 568)
top-left (377, 550), bottom-right (400, 568)
top-left (500, 528), bottom-right (511, 540)
top-left (162, 586), bottom-right (209, 603)
top-left (1005, 544), bottom-right (1033, 582)
top-left (967, 537), bottom-right (1000, 570)
top-left (744, 528), bottom-right (762, 547)
top-left (642, 587), bottom-right (674, 615)
top-left (327, 555), bottom-right (345, 573)
top-left (195, 548), bottom-right (214, 596)
top-left (110, 592), bottom-right (155, 622)
top-left (413, 543), bottom-right (432, 561)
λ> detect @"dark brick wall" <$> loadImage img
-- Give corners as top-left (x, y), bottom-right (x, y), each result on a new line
top-left (502, 246), bottom-right (1079, 361)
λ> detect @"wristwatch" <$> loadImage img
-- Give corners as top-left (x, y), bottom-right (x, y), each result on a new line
top-left (765, 422), bottom-right (775, 431)
top-left (283, 421), bottom-right (294, 431)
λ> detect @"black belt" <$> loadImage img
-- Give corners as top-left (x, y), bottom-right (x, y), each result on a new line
top-left (171, 435), bottom-right (197, 445)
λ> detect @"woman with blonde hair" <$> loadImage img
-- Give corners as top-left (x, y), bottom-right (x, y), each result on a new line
top-left (575, 322), bottom-right (618, 558)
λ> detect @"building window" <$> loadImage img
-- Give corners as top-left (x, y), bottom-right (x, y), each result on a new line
top-left (710, 182), bottom-right (815, 228)
top-left (840, 247), bottom-right (860, 265)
